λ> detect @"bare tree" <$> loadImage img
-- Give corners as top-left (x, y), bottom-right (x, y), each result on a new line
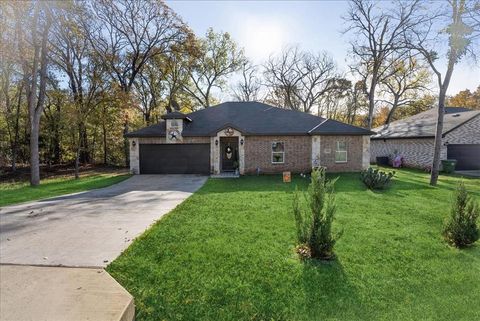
top-left (264, 46), bottom-right (341, 113)
top-left (318, 78), bottom-right (352, 119)
top-left (405, 0), bottom-right (479, 185)
top-left (50, 3), bottom-right (106, 178)
top-left (87, 0), bottom-right (185, 93)
top-left (344, 0), bottom-right (426, 128)
top-left (182, 28), bottom-right (246, 108)
top-left (86, 0), bottom-right (186, 165)
top-left (232, 61), bottom-right (262, 102)
top-left (344, 80), bottom-right (369, 125)
top-left (379, 56), bottom-right (431, 124)
top-left (15, 2), bottom-right (52, 186)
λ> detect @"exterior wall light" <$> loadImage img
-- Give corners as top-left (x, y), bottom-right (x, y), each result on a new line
top-left (215, 139), bottom-right (219, 146)
top-left (132, 140), bottom-right (136, 147)
top-left (240, 138), bottom-right (244, 145)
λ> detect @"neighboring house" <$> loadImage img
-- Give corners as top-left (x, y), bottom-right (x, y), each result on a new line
top-left (125, 102), bottom-right (374, 175)
top-left (371, 107), bottom-right (480, 170)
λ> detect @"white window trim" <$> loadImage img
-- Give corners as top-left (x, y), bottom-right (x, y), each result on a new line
top-left (335, 141), bottom-right (348, 163)
top-left (271, 141), bottom-right (285, 164)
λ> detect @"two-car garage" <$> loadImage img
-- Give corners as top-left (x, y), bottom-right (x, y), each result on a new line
top-left (139, 144), bottom-right (211, 174)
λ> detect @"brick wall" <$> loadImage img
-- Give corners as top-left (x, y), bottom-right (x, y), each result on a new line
top-left (244, 136), bottom-right (312, 174)
top-left (243, 135), bottom-right (367, 174)
top-left (317, 135), bottom-right (366, 172)
top-left (130, 134), bottom-right (370, 175)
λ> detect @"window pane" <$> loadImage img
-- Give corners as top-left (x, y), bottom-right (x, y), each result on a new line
top-left (337, 141), bottom-right (347, 151)
top-left (272, 142), bottom-right (284, 152)
top-left (272, 152), bottom-right (284, 163)
top-left (335, 151), bottom-right (347, 162)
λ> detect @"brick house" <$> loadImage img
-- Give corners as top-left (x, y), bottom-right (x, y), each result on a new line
top-left (371, 107), bottom-right (480, 170)
top-left (125, 102), bottom-right (373, 175)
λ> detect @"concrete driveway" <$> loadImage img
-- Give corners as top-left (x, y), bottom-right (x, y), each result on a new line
top-left (0, 175), bottom-right (207, 267)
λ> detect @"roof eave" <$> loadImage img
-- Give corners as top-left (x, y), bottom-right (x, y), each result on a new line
top-left (371, 135), bottom-right (435, 140)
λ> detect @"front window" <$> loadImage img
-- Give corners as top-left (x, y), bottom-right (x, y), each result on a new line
top-left (335, 141), bottom-right (347, 163)
top-left (272, 142), bottom-right (285, 164)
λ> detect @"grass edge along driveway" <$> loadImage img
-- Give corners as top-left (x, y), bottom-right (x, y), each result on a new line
top-left (108, 169), bottom-right (480, 321)
top-left (0, 172), bottom-right (131, 207)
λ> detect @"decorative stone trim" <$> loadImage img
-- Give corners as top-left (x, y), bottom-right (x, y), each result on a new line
top-left (211, 128), bottom-right (245, 175)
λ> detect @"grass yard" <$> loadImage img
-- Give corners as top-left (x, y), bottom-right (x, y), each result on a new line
top-left (108, 169), bottom-right (480, 321)
top-left (0, 171), bottom-right (130, 207)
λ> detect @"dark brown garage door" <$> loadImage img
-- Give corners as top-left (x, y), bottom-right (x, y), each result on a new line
top-left (139, 144), bottom-right (210, 174)
top-left (447, 144), bottom-right (480, 170)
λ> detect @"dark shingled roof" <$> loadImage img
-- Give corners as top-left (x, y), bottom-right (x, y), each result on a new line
top-left (161, 111), bottom-right (190, 120)
top-left (125, 101), bottom-right (374, 138)
top-left (372, 107), bottom-right (480, 140)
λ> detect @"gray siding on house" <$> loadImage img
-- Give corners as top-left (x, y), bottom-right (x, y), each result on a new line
top-left (444, 114), bottom-right (480, 144)
top-left (370, 115), bottom-right (480, 169)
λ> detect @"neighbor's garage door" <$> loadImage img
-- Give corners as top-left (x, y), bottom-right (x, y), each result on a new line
top-left (447, 144), bottom-right (480, 170)
top-left (139, 144), bottom-right (210, 174)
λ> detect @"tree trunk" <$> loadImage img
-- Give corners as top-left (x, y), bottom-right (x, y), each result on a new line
top-left (124, 121), bottom-right (129, 167)
top-left (30, 114), bottom-right (41, 185)
top-left (79, 123), bottom-right (90, 163)
top-left (430, 89), bottom-right (446, 186)
top-left (102, 121), bottom-right (108, 165)
top-left (27, 3), bottom-right (51, 186)
top-left (386, 97), bottom-right (399, 125)
top-left (74, 146), bottom-right (80, 180)
top-left (367, 80), bottom-right (377, 129)
top-left (145, 112), bottom-right (151, 125)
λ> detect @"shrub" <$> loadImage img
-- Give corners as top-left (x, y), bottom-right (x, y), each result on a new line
top-left (293, 167), bottom-right (341, 260)
top-left (360, 167), bottom-right (395, 190)
top-left (443, 182), bottom-right (479, 248)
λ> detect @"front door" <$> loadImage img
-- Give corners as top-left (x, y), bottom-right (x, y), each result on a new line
top-left (221, 137), bottom-right (238, 172)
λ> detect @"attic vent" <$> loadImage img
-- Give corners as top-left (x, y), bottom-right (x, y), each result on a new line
top-left (452, 114), bottom-right (460, 117)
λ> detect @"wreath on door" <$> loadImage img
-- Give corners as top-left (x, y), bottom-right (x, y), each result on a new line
top-left (225, 146), bottom-right (233, 159)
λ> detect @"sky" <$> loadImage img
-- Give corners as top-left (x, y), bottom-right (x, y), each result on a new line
top-left (167, 0), bottom-right (480, 96)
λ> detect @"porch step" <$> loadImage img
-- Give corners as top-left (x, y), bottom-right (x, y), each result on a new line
top-left (211, 172), bottom-right (239, 178)
top-left (0, 265), bottom-right (134, 321)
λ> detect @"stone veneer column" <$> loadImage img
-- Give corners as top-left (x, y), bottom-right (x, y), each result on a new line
top-left (311, 136), bottom-right (321, 168)
top-left (128, 138), bottom-right (139, 174)
top-left (362, 136), bottom-right (370, 169)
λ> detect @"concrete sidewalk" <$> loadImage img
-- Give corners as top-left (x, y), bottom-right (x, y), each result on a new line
top-left (0, 265), bottom-right (134, 321)
top-left (0, 174), bottom-right (207, 267)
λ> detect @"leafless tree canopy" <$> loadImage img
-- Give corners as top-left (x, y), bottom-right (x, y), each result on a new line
top-left (232, 62), bottom-right (262, 102)
top-left (263, 46), bottom-right (341, 113)
top-left (344, 0), bottom-right (427, 128)
top-left (88, 0), bottom-right (187, 93)
top-left (378, 57), bottom-right (431, 124)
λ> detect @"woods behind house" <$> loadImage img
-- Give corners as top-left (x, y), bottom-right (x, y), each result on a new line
top-left (0, 0), bottom-right (478, 185)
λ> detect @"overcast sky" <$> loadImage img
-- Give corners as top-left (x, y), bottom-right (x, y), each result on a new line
top-left (168, 0), bottom-right (480, 96)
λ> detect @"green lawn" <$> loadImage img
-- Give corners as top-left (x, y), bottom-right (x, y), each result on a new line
top-left (108, 169), bottom-right (480, 321)
top-left (0, 172), bottom-right (131, 207)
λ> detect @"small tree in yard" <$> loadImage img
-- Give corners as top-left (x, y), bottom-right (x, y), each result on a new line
top-left (293, 167), bottom-right (341, 260)
top-left (443, 182), bottom-right (479, 248)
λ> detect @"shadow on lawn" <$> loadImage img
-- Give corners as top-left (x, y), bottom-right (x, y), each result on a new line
top-left (301, 258), bottom-right (364, 319)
